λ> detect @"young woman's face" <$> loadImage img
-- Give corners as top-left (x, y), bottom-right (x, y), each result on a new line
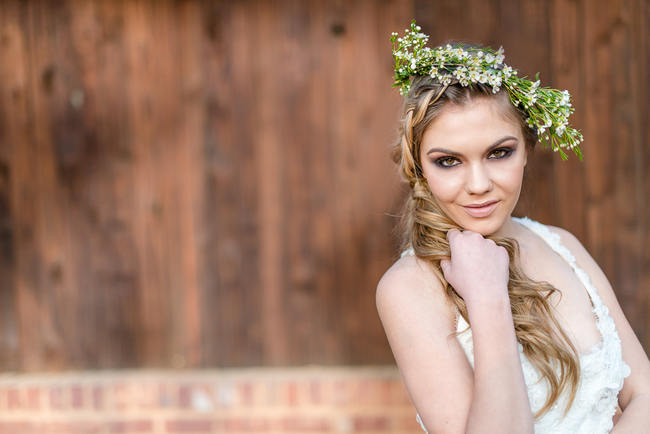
top-left (419, 97), bottom-right (528, 236)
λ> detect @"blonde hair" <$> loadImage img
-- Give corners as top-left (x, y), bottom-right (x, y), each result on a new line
top-left (392, 75), bottom-right (580, 419)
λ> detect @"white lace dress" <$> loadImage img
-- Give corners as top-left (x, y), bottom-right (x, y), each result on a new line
top-left (401, 216), bottom-right (631, 434)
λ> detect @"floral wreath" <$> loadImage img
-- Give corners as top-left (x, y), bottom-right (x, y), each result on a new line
top-left (391, 21), bottom-right (583, 160)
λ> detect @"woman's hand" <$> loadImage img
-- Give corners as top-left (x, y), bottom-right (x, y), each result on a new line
top-left (440, 228), bottom-right (510, 306)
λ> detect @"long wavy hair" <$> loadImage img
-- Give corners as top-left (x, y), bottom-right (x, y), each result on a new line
top-left (391, 74), bottom-right (580, 419)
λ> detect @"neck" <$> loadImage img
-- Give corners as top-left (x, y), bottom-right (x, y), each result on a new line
top-left (491, 216), bottom-right (520, 239)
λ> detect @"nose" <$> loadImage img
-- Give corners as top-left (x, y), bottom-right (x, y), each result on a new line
top-left (465, 162), bottom-right (493, 195)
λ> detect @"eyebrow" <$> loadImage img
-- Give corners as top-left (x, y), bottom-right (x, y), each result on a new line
top-left (425, 136), bottom-right (518, 156)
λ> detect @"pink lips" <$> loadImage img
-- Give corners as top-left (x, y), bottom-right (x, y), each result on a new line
top-left (463, 200), bottom-right (499, 218)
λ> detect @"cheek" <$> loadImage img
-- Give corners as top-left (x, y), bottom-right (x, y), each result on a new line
top-left (493, 164), bottom-right (525, 193)
top-left (424, 172), bottom-right (464, 202)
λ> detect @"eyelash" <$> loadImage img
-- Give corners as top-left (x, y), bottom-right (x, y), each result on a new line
top-left (433, 147), bottom-right (514, 168)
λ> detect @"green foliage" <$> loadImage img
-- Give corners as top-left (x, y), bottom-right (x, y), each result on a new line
top-left (391, 21), bottom-right (584, 161)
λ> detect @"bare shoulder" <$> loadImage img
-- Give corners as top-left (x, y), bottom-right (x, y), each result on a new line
top-left (544, 224), bottom-right (614, 294)
top-left (377, 253), bottom-right (444, 301)
top-left (545, 224), bottom-right (614, 300)
top-left (545, 224), bottom-right (650, 406)
top-left (544, 224), bottom-right (586, 257)
top-left (376, 253), bottom-right (454, 331)
top-left (375, 253), bottom-right (472, 433)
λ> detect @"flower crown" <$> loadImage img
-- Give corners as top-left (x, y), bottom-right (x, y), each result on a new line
top-left (391, 21), bottom-right (583, 161)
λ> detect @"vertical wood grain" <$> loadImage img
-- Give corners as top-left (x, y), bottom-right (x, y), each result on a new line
top-left (0, 0), bottom-right (646, 371)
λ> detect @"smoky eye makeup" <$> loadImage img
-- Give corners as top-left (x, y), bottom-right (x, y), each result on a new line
top-left (488, 146), bottom-right (515, 159)
top-left (434, 156), bottom-right (460, 168)
top-left (431, 146), bottom-right (516, 168)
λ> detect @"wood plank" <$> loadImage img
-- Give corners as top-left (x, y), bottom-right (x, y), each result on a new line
top-left (0, 1), bottom-right (24, 371)
top-left (0, 0), bottom-right (646, 370)
top-left (549, 0), bottom-right (587, 240)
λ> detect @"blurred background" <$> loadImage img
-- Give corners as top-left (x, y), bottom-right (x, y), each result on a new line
top-left (0, 0), bottom-right (647, 433)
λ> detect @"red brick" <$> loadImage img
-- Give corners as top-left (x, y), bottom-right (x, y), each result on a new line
top-left (92, 385), bottom-right (104, 410)
top-left (216, 417), bottom-right (270, 432)
top-left (159, 383), bottom-right (176, 408)
top-left (264, 381), bottom-right (281, 406)
top-left (41, 421), bottom-right (99, 433)
top-left (71, 385), bottom-right (84, 409)
top-left (238, 382), bottom-right (253, 406)
top-left (107, 420), bottom-right (153, 433)
top-left (398, 414), bottom-right (423, 431)
top-left (308, 380), bottom-right (321, 404)
top-left (331, 380), bottom-right (350, 406)
top-left (0, 422), bottom-right (39, 434)
top-left (215, 383), bottom-right (235, 408)
top-left (277, 416), bottom-right (330, 431)
top-left (352, 415), bottom-right (390, 431)
top-left (6, 388), bottom-right (20, 410)
top-left (286, 382), bottom-right (297, 406)
top-left (166, 419), bottom-right (213, 432)
top-left (390, 380), bottom-right (413, 405)
top-left (377, 380), bottom-right (392, 405)
top-left (113, 383), bottom-right (130, 410)
top-left (136, 383), bottom-right (160, 409)
top-left (26, 387), bottom-right (40, 410)
top-left (49, 386), bottom-right (66, 410)
top-left (178, 385), bottom-right (192, 408)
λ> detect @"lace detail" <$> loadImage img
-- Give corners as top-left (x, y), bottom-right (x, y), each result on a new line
top-left (402, 217), bottom-right (631, 434)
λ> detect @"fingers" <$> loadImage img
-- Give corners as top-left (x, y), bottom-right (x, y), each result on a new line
top-left (440, 258), bottom-right (450, 275)
top-left (446, 228), bottom-right (460, 242)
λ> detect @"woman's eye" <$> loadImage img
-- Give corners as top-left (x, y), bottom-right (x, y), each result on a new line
top-left (434, 157), bottom-right (459, 168)
top-left (489, 148), bottom-right (513, 159)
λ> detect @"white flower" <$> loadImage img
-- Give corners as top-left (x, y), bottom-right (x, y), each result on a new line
top-left (495, 46), bottom-right (505, 63)
top-left (485, 53), bottom-right (495, 64)
top-left (560, 90), bottom-right (570, 105)
top-left (487, 73), bottom-right (499, 86)
top-left (453, 66), bottom-right (468, 80)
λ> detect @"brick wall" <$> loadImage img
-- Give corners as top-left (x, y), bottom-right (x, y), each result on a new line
top-left (0, 366), bottom-right (423, 434)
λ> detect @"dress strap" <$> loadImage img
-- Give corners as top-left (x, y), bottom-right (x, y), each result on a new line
top-left (512, 216), bottom-right (607, 318)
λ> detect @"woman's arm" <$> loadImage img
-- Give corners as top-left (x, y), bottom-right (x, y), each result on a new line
top-left (441, 229), bottom-right (533, 433)
top-left (549, 226), bottom-right (650, 432)
top-left (376, 230), bottom-right (533, 434)
top-left (462, 286), bottom-right (533, 433)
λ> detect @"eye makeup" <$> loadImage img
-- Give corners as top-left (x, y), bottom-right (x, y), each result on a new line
top-left (432, 146), bottom-right (515, 168)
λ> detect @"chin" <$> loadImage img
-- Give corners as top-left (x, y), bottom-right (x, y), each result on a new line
top-left (463, 223), bottom-right (499, 236)
top-left (455, 214), bottom-right (507, 236)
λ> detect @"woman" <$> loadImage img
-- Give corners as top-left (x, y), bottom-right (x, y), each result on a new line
top-left (376, 23), bottom-right (650, 433)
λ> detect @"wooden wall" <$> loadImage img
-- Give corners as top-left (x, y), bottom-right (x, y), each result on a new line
top-left (0, 0), bottom-right (647, 371)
